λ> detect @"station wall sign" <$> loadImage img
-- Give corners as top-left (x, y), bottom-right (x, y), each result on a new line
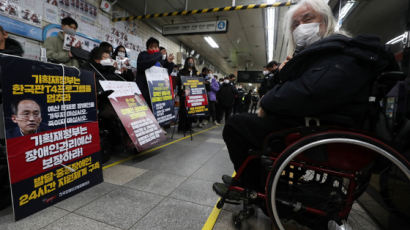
top-left (162, 20), bottom-right (228, 36)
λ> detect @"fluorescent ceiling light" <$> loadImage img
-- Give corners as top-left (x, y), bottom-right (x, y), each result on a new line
top-left (204, 36), bottom-right (219, 48)
top-left (336, 0), bottom-right (356, 30)
top-left (266, 0), bottom-right (275, 62)
top-left (386, 34), bottom-right (404, 45)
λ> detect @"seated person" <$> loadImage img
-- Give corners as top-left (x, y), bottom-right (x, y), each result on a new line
top-left (0, 25), bottom-right (23, 56)
top-left (86, 46), bottom-right (122, 83)
top-left (85, 47), bottom-right (125, 162)
top-left (99, 41), bottom-right (113, 55)
top-left (214, 0), bottom-right (397, 197)
top-left (44, 17), bottom-right (80, 68)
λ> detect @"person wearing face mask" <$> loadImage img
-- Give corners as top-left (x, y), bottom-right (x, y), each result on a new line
top-left (136, 37), bottom-right (170, 109)
top-left (216, 77), bottom-right (236, 124)
top-left (112, 45), bottom-right (135, 81)
top-left (85, 47), bottom-right (123, 85)
top-left (176, 57), bottom-right (198, 132)
top-left (85, 46), bottom-right (129, 164)
top-left (213, 0), bottom-right (398, 200)
top-left (258, 61), bottom-right (279, 97)
top-left (198, 67), bottom-right (211, 126)
top-left (207, 73), bottom-right (220, 125)
top-left (44, 17), bottom-right (80, 68)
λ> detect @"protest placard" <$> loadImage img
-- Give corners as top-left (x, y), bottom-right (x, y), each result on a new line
top-left (145, 66), bottom-right (175, 125)
top-left (99, 80), bottom-right (166, 151)
top-left (0, 55), bottom-right (102, 220)
top-left (181, 76), bottom-right (209, 117)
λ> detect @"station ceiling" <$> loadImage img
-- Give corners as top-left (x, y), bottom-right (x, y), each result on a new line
top-left (116, 0), bottom-right (283, 74)
top-left (116, 0), bottom-right (409, 74)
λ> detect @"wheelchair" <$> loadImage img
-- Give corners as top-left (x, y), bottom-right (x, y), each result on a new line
top-left (214, 73), bottom-right (410, 230)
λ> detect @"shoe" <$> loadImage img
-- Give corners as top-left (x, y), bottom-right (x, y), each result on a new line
top-left (222, 175), bottom-right (233, 185)
top-left (212, 182), bottom-right (244, 201)
top-left (198, 123), bottom-right (204, 128)
top-left (202, 120), bottom-right (208, 125)
top-left (214, 121), bottom-right (221, 125)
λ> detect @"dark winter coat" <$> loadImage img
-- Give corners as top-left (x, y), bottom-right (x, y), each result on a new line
top-left (84, 61), bottom-right (123, 93)
top-left (217, 82), bottom-right (236, 107)
top-left (0, 38), bottom-right (23, 56)
top-left (260, 34), bottom-right (397, 127)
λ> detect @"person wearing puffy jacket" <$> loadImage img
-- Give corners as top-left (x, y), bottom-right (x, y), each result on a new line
top-left (214, 0), bottom-right (398, 194)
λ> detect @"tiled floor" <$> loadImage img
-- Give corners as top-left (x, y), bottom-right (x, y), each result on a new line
top-left (0, 124), bottom-right (233, 230)
top-left (0, 123), bottom-right (389, 230)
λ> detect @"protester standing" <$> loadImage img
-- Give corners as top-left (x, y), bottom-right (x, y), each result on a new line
top-left (216, 77), bottom-right (236, 124)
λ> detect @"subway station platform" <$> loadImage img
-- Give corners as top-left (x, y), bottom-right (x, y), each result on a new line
top-left (0, 124), bottom-right (389, 230)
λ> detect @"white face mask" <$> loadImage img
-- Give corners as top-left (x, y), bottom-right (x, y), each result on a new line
top-left (100, 58), bottom-right (114, 66)
top-left (63, 27), bottom-right (76, 35)
top-left (224, 79), bottom-right (230, 84)
top-left (162, 54), bottom-right (167, 60)
top-left (292, 22), bottom-right (322, 51)
top-left (118, 52), bottom-right (126, 58)
top-left (263, 70), bottom-right (269, 75)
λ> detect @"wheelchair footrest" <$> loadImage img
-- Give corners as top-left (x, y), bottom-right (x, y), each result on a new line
top-left (213, 182), bottom-right (244, 201)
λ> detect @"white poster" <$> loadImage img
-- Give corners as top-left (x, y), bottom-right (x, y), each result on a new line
top-left (63, 34), bottom-right (99, 52)
top-left (0, 0), bottom-right (42, 27)
top-left (43, 2), bottom-right (59, 24)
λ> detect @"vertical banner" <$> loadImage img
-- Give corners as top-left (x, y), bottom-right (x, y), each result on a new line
top-left (145, 66), bottom-right (175, 125)
top-left (181, 76), bottom-right (209, 117)
top-left (0, 55), bottom-right (102, 221)
top-left (99, 81), bottom-right (166, 151)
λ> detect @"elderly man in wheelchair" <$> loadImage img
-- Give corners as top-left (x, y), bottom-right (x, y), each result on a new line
top-left (212, 0), bottom-right (410, 229)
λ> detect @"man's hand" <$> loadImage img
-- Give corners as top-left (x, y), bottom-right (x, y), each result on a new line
top-left (279, 56), bottom-right (292, 71)
top-left (167, 53), bottom-right (175, 63)
top-left (68, 51), bottom-right (73, 58)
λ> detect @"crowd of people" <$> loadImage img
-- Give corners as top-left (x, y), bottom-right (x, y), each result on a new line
top-left (1, 0), bottom-right (402, 222)
top-left (0, 15), bottom-right (278, 147)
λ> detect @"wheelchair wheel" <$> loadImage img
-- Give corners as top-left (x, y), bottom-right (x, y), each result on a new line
top-left (265, 131), bottom-right (410, 230)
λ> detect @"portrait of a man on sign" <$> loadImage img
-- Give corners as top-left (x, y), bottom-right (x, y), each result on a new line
top-left (7, 98), bottom-right (46, 138)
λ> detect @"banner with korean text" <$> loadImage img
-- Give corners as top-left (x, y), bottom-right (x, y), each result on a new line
top-left (99, 80), bottom-right (166, 151)
top-left (145, 66), bottom-right (175, 125)
top-left (181, 76), bottom-right (209, 116)
top-left (0, 55), bottom-right (102, 220)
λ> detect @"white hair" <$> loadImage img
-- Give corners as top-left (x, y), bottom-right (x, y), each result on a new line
top-left (283, 0), bottom-right (348, 55)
